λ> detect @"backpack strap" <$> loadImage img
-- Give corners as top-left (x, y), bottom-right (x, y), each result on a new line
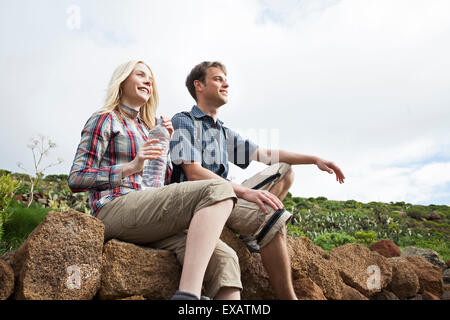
top-left (182, 111), bottom-right (203, 144)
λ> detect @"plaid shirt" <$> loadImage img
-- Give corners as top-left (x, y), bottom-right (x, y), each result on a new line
top-left (169, 105), bottom-right (258, 183)
top-left (69, 105), bottom-right (171, 216)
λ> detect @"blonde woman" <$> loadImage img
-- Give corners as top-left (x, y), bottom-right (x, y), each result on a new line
top-left (68, 60), bottom-right (237, 300)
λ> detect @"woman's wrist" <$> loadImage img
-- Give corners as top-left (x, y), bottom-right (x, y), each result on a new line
top-left (122, 161), bottom-right (137, 178)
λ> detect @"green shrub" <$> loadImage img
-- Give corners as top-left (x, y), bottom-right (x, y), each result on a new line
top-left (287, 224), bottom-right (305, 238)
top-left (44, 174), bottom-right (69, 183)
top-left (0, 169), bottom-right (12, 176)
top-left (406, 206), bottom-right (429, 220)
top-left (1, 200), bottom-right (49, 253)
top-left (0, 174), bottom-right (22, 242)
top-left (313, 232), bottom-right (357, 252)
top-left (354, 231), bottom-right (378, 246)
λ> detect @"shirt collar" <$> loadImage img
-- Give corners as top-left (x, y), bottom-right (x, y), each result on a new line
top-left (119, 104), bottom-right (140, 120)
top-left (191, 105), bottom-right (224, 126)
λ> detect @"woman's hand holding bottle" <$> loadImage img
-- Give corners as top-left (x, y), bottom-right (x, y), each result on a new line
top-left (122, 139), bottom-right (164, 177)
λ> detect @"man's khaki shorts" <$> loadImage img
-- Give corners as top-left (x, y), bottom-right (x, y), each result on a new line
top-left (97, 163), bottom-right (292, 298)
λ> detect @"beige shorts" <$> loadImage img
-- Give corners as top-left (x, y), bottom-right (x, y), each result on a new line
top-left (227, 162), bottom-right (293, 248)
top-left (97, 163), bottom-right (292, 298)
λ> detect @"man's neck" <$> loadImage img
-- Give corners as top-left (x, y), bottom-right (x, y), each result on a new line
top-left (196, 102), bottom-right (221, 122)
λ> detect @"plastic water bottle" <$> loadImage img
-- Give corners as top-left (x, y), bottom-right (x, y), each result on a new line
top-left (141, 117), bottom-right (170, 189)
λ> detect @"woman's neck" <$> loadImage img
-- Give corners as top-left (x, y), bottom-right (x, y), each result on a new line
top-left (120, 97), bottom-right (142, 111)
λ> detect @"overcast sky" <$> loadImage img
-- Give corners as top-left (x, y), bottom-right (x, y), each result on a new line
top-left (1, 0), bottom-right (449, 205)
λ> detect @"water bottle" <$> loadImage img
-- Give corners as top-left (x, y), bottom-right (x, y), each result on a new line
top-left (141, 117), bottom-right (170, 189)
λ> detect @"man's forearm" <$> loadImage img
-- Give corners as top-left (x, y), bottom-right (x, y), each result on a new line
top-left (254, 148), bottom-right (318, 166)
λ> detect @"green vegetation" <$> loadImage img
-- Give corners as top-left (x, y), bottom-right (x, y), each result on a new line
top-left (284, 193), bottom-right (450, 261)
top-left (0, 170), bottom-right (89, 255)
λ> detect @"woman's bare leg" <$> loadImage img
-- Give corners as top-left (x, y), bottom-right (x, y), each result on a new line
top-left (178, 199), bottom-right (234, 298)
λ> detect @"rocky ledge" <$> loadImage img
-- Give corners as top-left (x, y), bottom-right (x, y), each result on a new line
top-left (0, 210), bottom-right (448, 300)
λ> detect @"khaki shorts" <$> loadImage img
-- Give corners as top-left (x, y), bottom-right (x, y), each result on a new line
top-left (97, 179), bottom-right (237, 244)
top-left (97, 163), bottom-right (292, 298)
top-left (227, 162), bottom-right (293, 248)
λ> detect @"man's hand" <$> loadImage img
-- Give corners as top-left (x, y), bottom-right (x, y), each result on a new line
top-left (236, 186), bottom-right (284, 214)
top-left (315, 158), bottom-right (346, 184)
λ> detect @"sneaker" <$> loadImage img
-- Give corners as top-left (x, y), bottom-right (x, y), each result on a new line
top-left (239, 235), bottom-right (260, 253)
top-left (170, 290), bottom-right (199, 300)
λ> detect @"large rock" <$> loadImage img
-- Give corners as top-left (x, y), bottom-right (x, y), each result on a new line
top-left (442, 268), bottom-right (450, 285)
top-left (341, 284), bottom-right (369, 300)
top-left (369, 239), bottom-right (401, 258)
top-left (0, 260), bottom-right (14, 300)
top-left (13, 210), bottom-right (104, 300)
top-left (401, 246), bottom-right (446, 270)
top-left (403, 255), bottom-right (444, 297)
top-left (287, 237), bottom-right (344, 300)
top-left (220, 228), bottom-right (276, 300)
top-left (421, 291), bottom-right (440, 300)
top-left (370, 289), bottom-right (400, 300)
top-left (386, 257), bottom-right (420, 299)
top-left (97, 239), bottom-right (181, 300)
top-left (329, 244), bottom-right (392, 298)
top-left (293, 278), bottom-right (327, 300)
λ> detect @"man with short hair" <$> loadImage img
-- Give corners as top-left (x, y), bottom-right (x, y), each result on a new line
top-left (169, 61), bottom-right (345, 300)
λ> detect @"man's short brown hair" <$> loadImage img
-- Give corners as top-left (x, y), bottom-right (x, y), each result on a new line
top-left (186, 61), bottom-right (227, 101)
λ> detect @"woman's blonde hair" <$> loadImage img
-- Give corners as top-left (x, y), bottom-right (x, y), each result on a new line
top-left (99, 60), bottom-right (159, 129)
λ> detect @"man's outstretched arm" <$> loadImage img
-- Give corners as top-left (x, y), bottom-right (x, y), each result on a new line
top-left (252, 148), bottom-right (346, 184)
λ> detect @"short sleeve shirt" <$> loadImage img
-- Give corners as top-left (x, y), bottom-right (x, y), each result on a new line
top-left (170, 105), bottom-right (259, 182)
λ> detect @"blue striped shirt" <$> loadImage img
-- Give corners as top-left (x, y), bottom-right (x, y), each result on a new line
top-left (169, 105), bottom-right (258, 182)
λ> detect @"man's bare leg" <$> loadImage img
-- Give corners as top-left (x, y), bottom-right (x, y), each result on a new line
top-left (260, 168), bottom-right (297, 299)
top-left (269, 168), bottom-right (294, 201)
top-left (260, 224), bottom-right (298, 300)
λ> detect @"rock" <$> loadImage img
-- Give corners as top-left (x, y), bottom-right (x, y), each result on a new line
top-left (409, 294), bottom-right (423, 300)
top-left (403, 255), bottom-right (444, 297)
top-left (0, 260), bottom-right (14, 300)
top-left (293, 278), bottom-right (327, 300)
top-left (443, 268), bottom-right (450, 284)
top-left (370, 290), bottom-right (400, 300)
top-left (441, 291), bottom-right (450, 300)
top-left (428, 212), bottom-right (441, 221)
top-left (341, 284), bottom-right (369, 300)
top-left (118, 295), bottom-right (147, 300)
top-left (441, 285), bottom-right (450, 300)
top-left (329, 244), bottom-right (393, 298)
top-left (287, 237), bottom-right (344, 300)
top-left (386, 257), bottom-right (420, 299)
top-left (13, 210), bottom-right (104, 300)
top-left (369, 239), bottom-right (401, 258)
top-left (97, 239), bottom-right (181, 300)
top-left (0, 250), bottom-right (16, 266)
top-left (220, 228), bottom-right (276, 300)
top-left (421, 291), bottom-right (440, 300)
top-left (401, 246), bottom-right (446, 270)
top-left (446, 260), bottom-right (450, 269)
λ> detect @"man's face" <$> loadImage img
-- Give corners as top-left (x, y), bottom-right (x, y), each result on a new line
top-left (196, 67), bottom-right (229, 107)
